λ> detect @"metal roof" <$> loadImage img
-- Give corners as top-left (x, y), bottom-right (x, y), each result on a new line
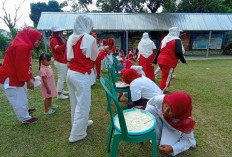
top-left (37, 12), bottom-right (232, 31)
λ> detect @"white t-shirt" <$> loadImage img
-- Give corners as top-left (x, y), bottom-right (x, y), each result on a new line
top-left (130, 76), bottom-right (163, 101)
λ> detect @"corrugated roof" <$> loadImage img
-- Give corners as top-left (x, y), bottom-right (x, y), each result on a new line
top-left (37, 12), bottom-right (232, 31)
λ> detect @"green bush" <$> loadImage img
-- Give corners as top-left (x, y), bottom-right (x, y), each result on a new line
top-left (0, 34), bottom-right (9, 52)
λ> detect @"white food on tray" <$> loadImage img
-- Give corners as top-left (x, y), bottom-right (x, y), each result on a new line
top-left (115, 109), bottom-right (154, 133)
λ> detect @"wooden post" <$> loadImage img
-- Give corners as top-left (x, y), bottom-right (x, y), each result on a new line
top-left (206, 31), bottom-right (212, 58)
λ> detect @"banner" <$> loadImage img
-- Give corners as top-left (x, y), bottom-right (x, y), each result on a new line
top-left (191, 34), bottom-right (223, 49)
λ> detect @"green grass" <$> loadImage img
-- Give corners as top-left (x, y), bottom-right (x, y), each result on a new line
top-left (0, 59), bottom-right (232, 157)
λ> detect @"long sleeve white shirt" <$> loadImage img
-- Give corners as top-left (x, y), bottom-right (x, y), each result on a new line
top-left (145, 95), bottom-right (196, 156)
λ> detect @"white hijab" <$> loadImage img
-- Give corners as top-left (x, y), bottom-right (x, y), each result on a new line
top-left (67, 15), bottom-right (99, 61)
top-left (138, 32), bottom-right (156, 58)
top-left (161, 27), bottom-right (185, 53)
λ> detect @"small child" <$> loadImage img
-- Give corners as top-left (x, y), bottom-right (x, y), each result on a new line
top-left (39, 53), bottom-right (58, 115)
top-left (145, 92), bottom-right (196, 156)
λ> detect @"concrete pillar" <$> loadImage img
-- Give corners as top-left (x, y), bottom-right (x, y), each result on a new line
top-left (206, 31), bottom-right (212, 58)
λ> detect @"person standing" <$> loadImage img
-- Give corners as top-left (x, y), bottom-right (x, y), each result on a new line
top-left (108, 37), bottom-right (116, 55)
top-left (0, 28), bottom-right (43, 123)
top-left (39, 53), bottom-right (58, 115)
top-left (138, 32), bottom-right (157, 81)
top-left (66, 15), bottom-right (99, 142)
top-left (50, 25), bottom-right (69, 99)
top-left (153, 27), bottom-right (186, 92)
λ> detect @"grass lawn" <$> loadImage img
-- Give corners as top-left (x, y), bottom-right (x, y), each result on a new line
top-left (0, 59), bottom-right (231, 157)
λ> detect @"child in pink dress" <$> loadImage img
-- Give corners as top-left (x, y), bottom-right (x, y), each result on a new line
top-left (39, 53), bottom-right (58, 115)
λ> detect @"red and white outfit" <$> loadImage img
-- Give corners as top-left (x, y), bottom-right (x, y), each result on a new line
top-left (0, 29), bottom-right (42, 121)
top-left (66, 15), bottom-right (99, 142)
top-left (153, 27), bottom-right (186, 92)
top-left (138, 32), bottom-right (156, 81)
top-left (145, 92), bottom-right (196, 156)
top-left (122, 69), bottom-right (163, 109)
top-left (94, 49), bottom-right (106, 79)
top-left (39, 65), bottom-right (57, 98)
top-left (108, 38), bottom-right (116, 54)
top-left (128, 51), bottom-right (136, 62)
top-left (50, 32), bottom-right (68, 94)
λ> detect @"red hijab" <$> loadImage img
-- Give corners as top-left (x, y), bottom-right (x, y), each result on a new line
top-left (51, 31), bottom-right (64, 46)
top-left (91, 33), bottom-right (97, 38)
top-left (122, 68), bottom-right (142, 84)
top-left (108, 38), bottom-right (115, 45)
top-left (9, 28), bottom-right (43, 50)
top-left (102, 39), bottom-right (109, 46)
top-left (163, 92), bottom-right (196, 134)
top-left (124, 59), bottom-right (134, 69)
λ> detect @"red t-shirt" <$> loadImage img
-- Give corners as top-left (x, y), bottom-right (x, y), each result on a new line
top-left (158, 40), bottom-right (179, 68)
top-left (0, 46), bottom-right (33, 86)
top-left (50, 38), bottom-right (67, 64)
top-left (68, 36), bottom-right (94, 74)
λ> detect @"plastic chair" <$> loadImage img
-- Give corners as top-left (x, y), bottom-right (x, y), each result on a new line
top-left (100, 77), bottom-right (158, 157)
top-left (105, 62), bottom-right (132, 103)
top-left (112, 55), bottom-right (120, 77)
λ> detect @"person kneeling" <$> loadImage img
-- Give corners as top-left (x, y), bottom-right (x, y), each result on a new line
top-left (122, 68), bottom-right (163, 109)
top-left (145, 92), bottom-right (196, 156)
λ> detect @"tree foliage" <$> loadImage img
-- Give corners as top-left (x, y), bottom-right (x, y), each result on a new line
top-left (164, 0), bottom-right (232, 13)
top-left (30, 1), bottom-right (63, 27)
top-left (96, 0), bottom-right (176, 13)
top-left (61, 0), bottom-right (93, 12)
top-left (0, 34), bottom-right (8, 52)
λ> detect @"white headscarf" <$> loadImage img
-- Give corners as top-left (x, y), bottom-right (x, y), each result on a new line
top-left (161, 27), bottom-right (185, 53)
top-left (138, 32), bottom-right (156, 58)
top-left (67, 15), bottom-right (99, 61)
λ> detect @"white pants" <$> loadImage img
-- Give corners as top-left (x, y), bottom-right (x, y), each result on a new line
top-left (0, 84), bottom-right (31, 121)
top-left (66, 69), bottom-right (92, 141)
top-left (105, 54), bottom-right (113, 65)
top-left (101, 58), bottom-right (105, 71)
top-left (155, 66), bottom-right (161, 76)
top-left (54, 61), bottom-right (68, 93)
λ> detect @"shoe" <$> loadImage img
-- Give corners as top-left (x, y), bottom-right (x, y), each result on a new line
top-left (69, 133), bottom-right (87, 143)
top-left (49, 105), bottom-right (58, 109)
top-left (44, 109), bottom-right (55, 115)
top-left (28, 108), bottom-right (36, 114)
top-left (87, 120), bottom-right (93, 126)
top-left (62, 90), bottom-right (69, 94)
top-left (57, 94), bottom-right (69, 99)
top-left (23, 117), bottom-right (38, 123)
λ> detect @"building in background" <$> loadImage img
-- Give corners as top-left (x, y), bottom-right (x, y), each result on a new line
top-left (37, 12), bottom-right (232, 57)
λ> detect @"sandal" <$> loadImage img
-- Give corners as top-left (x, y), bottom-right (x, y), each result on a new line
top-left (44, 109), bottom-right (55, 115)
top-left (49, 105), bottom-right (58, 109)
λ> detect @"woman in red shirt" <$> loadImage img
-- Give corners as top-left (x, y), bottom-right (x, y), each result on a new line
top-left (66, 15), bottom-right (99, 143)
top-left (0, 28), bottom-right (43, 123)
top-left (138, 32), bottom-right (157, 81)
top-left (50, 26), bottom-right (69, 99)
top-left (153, 27), bottom-right (186, 92)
